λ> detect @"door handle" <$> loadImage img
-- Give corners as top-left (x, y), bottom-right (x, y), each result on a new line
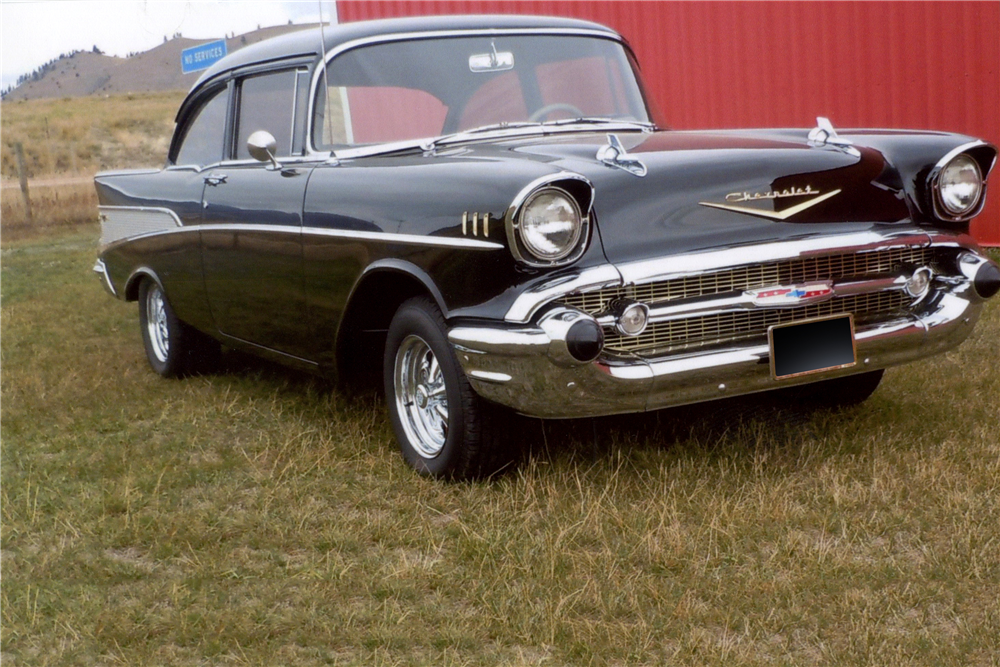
top-left (204, 173), bottom-right (228, 186)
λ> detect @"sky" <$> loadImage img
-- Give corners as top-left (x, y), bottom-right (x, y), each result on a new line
top-left (0, 1), bottom-right (338, 91)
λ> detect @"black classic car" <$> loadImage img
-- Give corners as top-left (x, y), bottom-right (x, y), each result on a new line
top-left (94, 14), bottom-right (999, 478)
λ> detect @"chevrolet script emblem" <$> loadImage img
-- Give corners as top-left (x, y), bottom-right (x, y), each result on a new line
top-left (700, 186), bottom-right (840, 221)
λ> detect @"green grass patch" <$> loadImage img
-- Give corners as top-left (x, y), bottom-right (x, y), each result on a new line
top-left (2, 233), bottom-right (999, 665)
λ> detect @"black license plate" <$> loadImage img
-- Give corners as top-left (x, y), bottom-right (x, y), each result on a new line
top-left (768, 314), bottom-right (856, 380)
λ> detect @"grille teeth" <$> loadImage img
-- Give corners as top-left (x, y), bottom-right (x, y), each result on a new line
top-left (602, 291), bottom-right (910, 356)
top-left (555, 246), bottom-right (935, 358)
top-left (559, 246), bottom-right (934, 314)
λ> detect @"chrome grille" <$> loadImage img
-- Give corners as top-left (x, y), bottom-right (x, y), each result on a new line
top-left (604, 291), bottom-right (911, 356)
top-left (559, 246), bottom-right (934, 313)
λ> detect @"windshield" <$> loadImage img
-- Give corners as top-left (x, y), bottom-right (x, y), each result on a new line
top-left (312, 34), bottom-right (656, 149)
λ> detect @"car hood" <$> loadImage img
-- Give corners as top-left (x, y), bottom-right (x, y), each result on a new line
top-left (506, 128), bottom-right (917, 263)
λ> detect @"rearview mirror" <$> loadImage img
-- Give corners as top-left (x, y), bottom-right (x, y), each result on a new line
top-left (469, 42), bottom-right (514, 73)
top-left (247, 130), bottom-right (280, 169)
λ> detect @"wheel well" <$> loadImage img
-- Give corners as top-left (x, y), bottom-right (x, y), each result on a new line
top-left (335, 270), bottom-right (440, 389)
top-left (124, 270), bottom-right (156, 301)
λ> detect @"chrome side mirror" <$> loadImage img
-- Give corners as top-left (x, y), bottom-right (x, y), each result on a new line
top-left (247, 130), bottom-right (280, 169)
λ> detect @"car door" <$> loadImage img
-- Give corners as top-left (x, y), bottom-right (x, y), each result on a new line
top-left (200, 67), bottom-right (315, 357)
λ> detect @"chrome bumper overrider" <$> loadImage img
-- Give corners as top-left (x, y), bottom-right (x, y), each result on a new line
top-left (449, 230), bottom-right (993, 419)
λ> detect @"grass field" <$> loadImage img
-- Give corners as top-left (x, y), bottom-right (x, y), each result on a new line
top-left (2, 228), bottom-right (999, 666)
top-left (0, 92), bottom-right (184, 180)
top-left (1, 92), bottom-right (184, 243)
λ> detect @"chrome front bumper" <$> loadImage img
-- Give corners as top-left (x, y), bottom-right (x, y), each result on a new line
top-left (449, 229), bottom-right (993, 419)
top-left (450, 287), bottom-right (983, 419)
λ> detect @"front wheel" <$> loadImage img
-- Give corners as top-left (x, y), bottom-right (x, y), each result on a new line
top-left (384, 297), bottom-right (512, 479)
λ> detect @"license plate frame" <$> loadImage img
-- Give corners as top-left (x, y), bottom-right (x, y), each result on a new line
top-left (768, 314), bottom-right (857, 380)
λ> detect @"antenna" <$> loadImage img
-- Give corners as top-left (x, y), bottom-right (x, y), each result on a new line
top-left (317, 0), bottom-right (334, 151)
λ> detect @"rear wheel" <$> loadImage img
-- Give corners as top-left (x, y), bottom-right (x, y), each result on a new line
top-left (138, 278), bottom-right (219, 378)
top-left (384, 297), bottom-right (512, 479)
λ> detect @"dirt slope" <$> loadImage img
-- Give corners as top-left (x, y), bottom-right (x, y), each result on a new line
top-left (4, 24), bottom-right (319, 101)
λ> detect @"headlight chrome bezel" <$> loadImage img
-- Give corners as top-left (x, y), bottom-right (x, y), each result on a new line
top-left (518, 187), bottom-right (583, 262)
top-left (930, 144), bottom-right (991, 222)
top-left (505, 173), bottom-right (594, 268)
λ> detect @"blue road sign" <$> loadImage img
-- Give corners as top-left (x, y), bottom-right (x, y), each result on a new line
top-left (181, 39), bottom-right (228, 74)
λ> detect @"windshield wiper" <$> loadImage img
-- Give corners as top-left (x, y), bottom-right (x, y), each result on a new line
top-left (333, 119), bottom-right (653, 160)
top-left (333, 123), bottom-right (544, 159)
top-left (457, 121), bottom-right (543, 135)
top-left (426, 121), bottom-right (543, 150)
top-left (542, 117), bottom-right (656, 131)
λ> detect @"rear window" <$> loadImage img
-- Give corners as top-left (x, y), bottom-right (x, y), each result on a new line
top-left (175, 88), bottom-right (228, 166)
top-left (236, 70), bottom-right (297, 159)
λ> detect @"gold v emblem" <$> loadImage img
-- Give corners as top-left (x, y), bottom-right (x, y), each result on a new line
top-left (699, 189), bottom-right (841, 221)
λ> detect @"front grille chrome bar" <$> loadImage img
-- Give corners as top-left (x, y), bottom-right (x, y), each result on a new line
top-left (602, 290), bottom-right (912, 356)
top-left (561, 246), bottom-right (935, 315)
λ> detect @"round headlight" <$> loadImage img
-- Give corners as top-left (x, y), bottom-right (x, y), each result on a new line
top-left (518, 188), bottom-right (583, 262)
top-left (938, 153), bottom-right (983, 216)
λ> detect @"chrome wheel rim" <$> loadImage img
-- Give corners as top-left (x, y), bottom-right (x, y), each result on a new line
top-left (394, 335), bottom-right (449, 458)
top-left (145, 284), bottom-right (170, 363)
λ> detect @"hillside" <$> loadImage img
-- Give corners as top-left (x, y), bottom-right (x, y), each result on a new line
top-left (3, 23), bottom-right (320, 101)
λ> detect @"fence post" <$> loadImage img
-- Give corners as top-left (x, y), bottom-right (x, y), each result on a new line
top-left (14, 142), bottom-right (33, 225)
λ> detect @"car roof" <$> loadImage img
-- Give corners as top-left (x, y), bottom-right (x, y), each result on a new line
top-left (192, 14), bottom-right (620, 89)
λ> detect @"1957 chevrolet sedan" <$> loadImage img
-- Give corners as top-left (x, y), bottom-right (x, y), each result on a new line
top-left (94, 15), bottom-right (999, 478)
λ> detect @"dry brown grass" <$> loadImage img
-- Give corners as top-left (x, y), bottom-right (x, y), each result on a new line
top-left (0, 91), bottom-right (183, 179)
top-left (0, 91), bottom-right (181, 243)
top-left (0, 183), bottom-right (98, 242)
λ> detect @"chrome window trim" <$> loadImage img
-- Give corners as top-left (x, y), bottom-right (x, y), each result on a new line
top-left (101, 222), bottom-right (504, 251)
top-left (305, 27), bottom-right (626, 157)
top-left (167, 155), bottom-right (329, 172)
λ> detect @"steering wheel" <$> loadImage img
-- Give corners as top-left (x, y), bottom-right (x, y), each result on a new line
top-left (528, 103), bottom-right (586, 123)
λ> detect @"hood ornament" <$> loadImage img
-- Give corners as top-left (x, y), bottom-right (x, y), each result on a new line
top-left (808, 117), bottom-right (861, 157)
top-left (596, 134), bottom-right (647, 177)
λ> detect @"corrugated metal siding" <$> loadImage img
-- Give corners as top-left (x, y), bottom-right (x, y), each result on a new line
top-left (337, 1), bottom-right (1000, 245)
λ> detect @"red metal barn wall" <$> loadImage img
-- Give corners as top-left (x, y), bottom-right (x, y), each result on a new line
top-left (337, 1), bottom-right (1000, 245)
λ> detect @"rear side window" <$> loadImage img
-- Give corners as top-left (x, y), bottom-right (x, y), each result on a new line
top-left (175, 88), bottom-right (228, 166)
top-left (236, 70), bottom-right (297, 159)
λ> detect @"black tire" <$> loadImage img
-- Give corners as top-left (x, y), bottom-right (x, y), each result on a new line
top-left (788, 369), bottom-right (885, 409)
top-left (137, 278), bottom-right (220, 378)
top-left (383, 296), bottom-right (513, 479)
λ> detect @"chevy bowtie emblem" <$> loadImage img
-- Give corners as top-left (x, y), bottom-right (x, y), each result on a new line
top-left (700, 187), bottom-right (841, 220)
top-left (747, 282), bottom-right (834, 307)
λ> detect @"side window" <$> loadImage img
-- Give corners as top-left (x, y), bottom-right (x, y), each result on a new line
top-left (175, 88), bottom-right (228, 166)
top-left (236, 70), bottom-right (297, 159)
